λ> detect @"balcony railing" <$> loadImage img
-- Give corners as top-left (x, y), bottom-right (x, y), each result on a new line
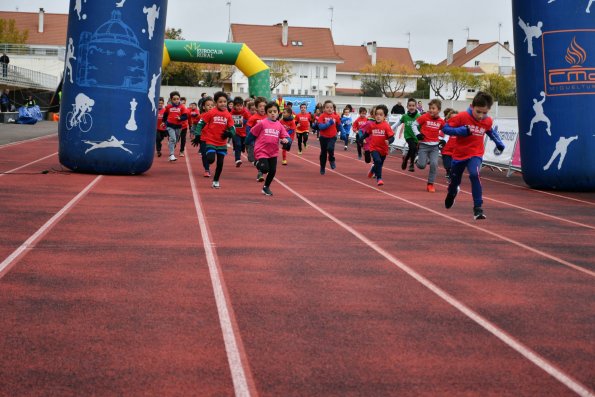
top-left (0, 63), bottom-right (59, 90)
top-left (0, 43), bottom-right (65, 59)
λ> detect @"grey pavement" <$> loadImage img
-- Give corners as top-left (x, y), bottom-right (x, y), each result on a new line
top-left (0, 121), bottom-right (58, 146)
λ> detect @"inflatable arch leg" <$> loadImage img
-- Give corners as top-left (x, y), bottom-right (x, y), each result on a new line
top-left (512, 1), bottom-right (594, 191)
top-left (162, 40), bottom-right (271, 98)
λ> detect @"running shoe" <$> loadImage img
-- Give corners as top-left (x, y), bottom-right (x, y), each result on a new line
top-left (473, 207), bottom-right (486, 220)
top-left (235, 160), bottom-right (242, 167)
top-left (282, 160), bottom-right (288, 165)
top-left (212, 181), bottom-right (220, 189)
top-left (367, 167), bottom-right (374, 178)
top-left (427, 183), bottom-right (436, 193)
top-left (330, 161), bottom-right (336, 169)
top-left (401, 157), bottom-right (407, 170)
top-left (203, 170), bottom-right (210, 178)
top-left (257, 172), bottom-right (265, 182)
top-left (180, 151), bottom-right (185, 157)
top-left (408, 164), bottom-right (415, 172)
top-left (169, 154), bottom-right (177, 162)
top-left (298, 150), bottom-right (302, 155)
top-left (262, 186), bottom-right (273, 196)
top-left (344, 145), bottom-right (348, 151)
top-left (157, 151), bottom-right (162, 158)
top-left (320, 168), bottom-right (325, 175)
top-left (445, 192), bottom-right (457, 209)
top-left (377, 179), bottom-right (384, 186)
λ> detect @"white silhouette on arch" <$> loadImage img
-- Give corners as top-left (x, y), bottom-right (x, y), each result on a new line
top-left (528, 91), bottom-right (551, 136)
top-left (548, 0), bottom-right (594, 13)
top-left (142, 5), bottom-right (160, 40)
top-left (518, 17), bottom-right (543, 56)
top-left (125, 98), bottom-right (138, 131)
top-left (74, 0), bottom-right (87, 21)
top-left (65, 37), bottom-right (76, 84)
top-left (83, 136), bottom-right (133, 155)
top-left (115, 0), bottom-right (126, 7)
top-left (148, 67), bottom-right (161, 115)
top-left (543, 136), bottom-right (578, 171)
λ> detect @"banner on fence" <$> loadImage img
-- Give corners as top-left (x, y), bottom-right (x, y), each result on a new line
top-left (483, 118), bottom-right (520, 170)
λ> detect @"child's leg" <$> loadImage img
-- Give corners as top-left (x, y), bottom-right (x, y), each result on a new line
top-left (371, 151), bottom-right (385, 180)
top-left (297, 133), bottom-right (303, 152)
top-left (232, 135), bottom-right (242, 161)
top-left (448, 159), bottom-right (468, 196)
top-left (356, 141), bottom-right (363, 158)
top-left (466, 156), bottom-right (484, 207)
top-left (364, 150), bottom-right (371, 163)
top-left (264, 157), bottom-right (278, 187)
top-left (180, 128), bottom-right (187, 153)
top-left (442, 154), bottom-right (452, 177)
top-left (167, 127), bottom-right (177, 156)
top-left (427, 146), bottom-right (439, 183)
top-left (303, 132), bottom-right (309, 146)
top-left (156, 130), bottom-right (163, 153)
top-left (327, 137), bottom-right (337, 165)
top-left (319, 137), bottom-right (329, 170)
top-left (213, 152), bottom-right (225, 182)
top-left (200, 141), bottom-right (210, 171)
top-left (408, 139), bottom-right (418, 166)
top-left (416, 144), bottom-right (428, 169)
top-left (282, 149), bottom-right (287, 161)
top-left (246, 144), bottom-right (255, 164)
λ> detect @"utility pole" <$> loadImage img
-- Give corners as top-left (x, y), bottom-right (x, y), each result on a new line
top-left (406, 32), bottom-right (411, 49)
top-left (226, 1), bottom-right (231, 42)
top-left (329, 6), bottom-right (334, 33)
top-left (464, 26), bottom-right (470, 39)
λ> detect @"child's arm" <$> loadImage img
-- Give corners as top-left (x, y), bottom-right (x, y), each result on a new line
top-left (317, 118), bottom-right (335, 130)
top-left (486, 125), bottom-right (505, 151)
top-left (442, 114), bottom-right (471, 136)
top-left (391, 119), bottom-right (403, 131)
top-left (412, 120), bottom-right (424, 140)
top-left (245, 123), bottom-right (260, 146)
top-left (193, 119), bottom-right (205, 136)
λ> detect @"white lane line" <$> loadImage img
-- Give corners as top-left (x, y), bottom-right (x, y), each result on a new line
top-left (0, 175), bottom-right (102, 279)
top-left (481, 176), bottom-right (595, 206)
top-left (184, 155), bottom-right (253, 397)
top-left (293, 153), bottom-right (595, 278)
top-left (0, 133), bottom-right (57, 149)
top-left (276, 177), bottom-right (595, 397)
top-left (0, 152), bottom-right (57, 177)
top-left (330, 149), bottom-right (594, 230)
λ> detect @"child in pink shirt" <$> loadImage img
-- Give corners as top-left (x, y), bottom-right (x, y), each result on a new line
top-left (248, 101), bottom-right (291, 196)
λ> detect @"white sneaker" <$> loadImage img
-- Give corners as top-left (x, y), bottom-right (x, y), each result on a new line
top-left (212, 181), bottom-right (220, 189)
top-left (169, 154), bottom-right (177, 161)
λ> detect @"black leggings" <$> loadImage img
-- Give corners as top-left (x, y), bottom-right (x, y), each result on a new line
top-left (179, 128), bottom-right (188, 153)
top-left (319, 136), bottom-right (336, 169)
top-left (404, 138), bottom-right (417, 166)
top-left (262, 157), bottom-right (278, 187)
top-left (297, 132), bottom-right (308, 151)
top-left (199, 141), bottom-right (210, 171)
top-left (156, 130), bottom-right (167, 152)
top-left (207, 151), bottom-right (226, 181)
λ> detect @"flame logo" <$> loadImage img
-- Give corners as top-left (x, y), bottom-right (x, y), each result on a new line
top-left (564, 37), bottom-right (587, 66)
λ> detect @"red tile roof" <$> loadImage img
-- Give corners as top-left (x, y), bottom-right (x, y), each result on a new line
top-left (438, 42), bottom-right (514, 67)
top-left (0, 11), bottom-right (68, 46)
top-left (335, 87), bottom-right (363, 95)
top-left (230, 23), bottom-right (342, 61)
top-left (335, 45), bottom-right (415, 73)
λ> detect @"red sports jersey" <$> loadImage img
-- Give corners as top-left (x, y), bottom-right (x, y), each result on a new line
top-left (317, 112), bottom-right (342, 138)
top-left (200, 108), bottom-right (234, 147)
top-left (164, 103), bottom-right (188, 126)
top-left (416, 113), bottom-right (445, 143)
top-left (362, 121), bottom-right (395, 156)
top-left (181, 106), bottom-right (190, 129)
top-left (246, 113), bottom-right (267, 129)
top-left (231, 108), bottom-right (251, 137)
top-left (352, 115), bottom-right (369, 132)
top-left (280, 117), bottom-right (296, 135)
top-left (157, 107), bottom-right (166, 131)
top-left (441, 136), bottom-right (457, 156)
top-left (189, 108), bottom-right (201, 126)
top-left (295, 112), bottom-right (311, 132)
top-left (447, 111), bottom-right (493, 160)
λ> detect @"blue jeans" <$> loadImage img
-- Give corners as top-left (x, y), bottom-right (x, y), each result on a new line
top-left (448, 156), bottom-right (483, 207)
top-left (167, 126), bottom-right (181, 156)
top-left (319, 136), bottom-right (336, 169)
top-left (371, 151), bottom-right (386, 179)
top-left (233, 135), bottom-right (246, 161)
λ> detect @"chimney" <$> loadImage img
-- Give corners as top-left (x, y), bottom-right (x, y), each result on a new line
top-left (281, 20), bottom-right (288, 47)
top-left (447, 39), bottom-right (454, 65)
top-left (366, 41), bottom-right (377, 65)
top-left (503, 41), bottom-right (510, 51)
top-left (38, 8), bottom-right (45, 33)
top-left (466, 39), bottom-right (480, 54)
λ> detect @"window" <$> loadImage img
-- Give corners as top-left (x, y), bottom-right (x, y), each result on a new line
top-left (239, 87), bottom-right (244, 93)
top-left (323, 66), bottom-right (328, 78)
top-left (325, 90), bottom-right (329, 96)
top-left (474, 60), bottom-right (480, 66)
top-left (276, 89), bottom-right (280, 94)
top-left (315, 66), bottom-right (320, 78)
top-left (297, 41), bottom-right (303, 46)
top-left (297, 89), bottom-right (301, 95)
top-left (304, 89), bottom-right (308, 95)
top-left (291, 89), bottom-right (295, 95)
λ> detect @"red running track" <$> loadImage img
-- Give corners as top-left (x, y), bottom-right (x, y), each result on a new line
top-left (0, 133), bottom-right (593, 396)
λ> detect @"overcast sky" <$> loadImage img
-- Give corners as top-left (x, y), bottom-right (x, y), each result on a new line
top-left (1, 0), bottom-right (515, 63)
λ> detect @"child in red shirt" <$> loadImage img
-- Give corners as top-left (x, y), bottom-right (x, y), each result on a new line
top-left (358, 105), bottom-right (395, 186)
top-left (412, 98), bottom-right (445, 192)
top-left (195, 97), bottom-right (214, 177)
top-left (192, 91), bottom-right (235, 189)
top-left (155, 97), bottom-right (167, 157)
top-left (280, 108), bottom-right (296, 165)
top-left (316, 100), bottom-right (345, 175)
top-left (245, 97), bottom-right (268, 181)
top-left (295, 103), bottom-right (311, 154)
top-left (440, 109), bottom-right (458, 182)
top-left (231, 96), bottom-right (251, 167)
top-left (352, 107), bottom-right (369, 161)
top-left (248, 101), bottom-right (290, 196)
top-left (162, 90), bottom-right (188, 162)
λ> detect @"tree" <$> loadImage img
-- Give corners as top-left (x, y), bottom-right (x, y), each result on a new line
top-left (447, 67), bottom-right (480, 100)
top-left (360, 60), bottom-right (412, 98)
top-left (0, 18), bottom-right (29, 44)
top-left (419, 64), bottom-right (450, 99)
top-left (360, 79), bottom-right (382, 97)
top-left (165, 27), bottom-right (183, 40)
top-left (269, 60), bottom-right (294, 91)
top-left (481, 73), bottom-right (517, 105)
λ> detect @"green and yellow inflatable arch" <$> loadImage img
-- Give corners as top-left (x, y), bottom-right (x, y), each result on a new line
top-left (162, 40), bottom-right (270, 97)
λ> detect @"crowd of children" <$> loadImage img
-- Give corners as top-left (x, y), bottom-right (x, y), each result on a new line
top-left (156, 90), bottom-right (504, 219)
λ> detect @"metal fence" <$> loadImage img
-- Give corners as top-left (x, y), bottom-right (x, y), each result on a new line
top-left (0, 43), bottom-right (65, 59)
top-left (0, 63), bottom-right (58, 90)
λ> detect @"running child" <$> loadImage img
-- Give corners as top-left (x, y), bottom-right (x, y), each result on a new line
top-left (391, 98), bottom-right (420, 172)
top-left (358, 104), bottom-right (395, 186)
top-left (231, 96), bottom-right (251, 167)
top-left (412, 99), bottom-right (445, 192)
top-left (295, 103), bottom-right (311, 154)
top-left (162, 91), bottom-right (188, 162)
top-left (442, 92), bottom-right (505, 220)
top-left (179, 97), bottom-right (191, 157)
top-left (352, 107), bottom-right (369, 161)
top-left (192, 92), bottom-right (235, 189)
top-left (279, 107), bottom-right (296, 165)
top-left (311, 107), bottom-right (322, 139)
top-left (316, 100), bottom-right (345, 175)
top-left (245, 97), bottom-right (268, 181)
top-left (248, 101), bottom-right (291, 196)
top-left (155, 97), bottom-right (167, 157)
top-left (196, 96), bottom-right (214, 177)
top-left (340, 107), bottom-right (353, 150)
top-left (440, 109), bottom-right (458, 182)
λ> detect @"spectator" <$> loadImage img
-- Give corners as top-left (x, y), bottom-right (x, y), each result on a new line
top-left (0, 89), bottom-right (10, 112)
top-left (391, 101), bottom-right (405, 115)
top-left (0, 52), bottom-right (9, 78)
top-left (25, 95), bottom-right (37, 107)
top-left (197, 92), bottom-right (208, 109)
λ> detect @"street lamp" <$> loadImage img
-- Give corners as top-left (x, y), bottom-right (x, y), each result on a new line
top-left (226, 1), bottom-right (231, 42)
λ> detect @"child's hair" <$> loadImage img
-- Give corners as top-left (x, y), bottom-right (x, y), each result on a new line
top-left (407, 97), bottom-right (416, 105)
top-left (200, 96), bottom-right (214, 112)
top-left (472, 91), bottom-right (494, 108)
top-left (444, 109), bottom-right (458, 120)
top-left (323, 100), bottom-right (335, 110)
top-left (158, 97), bottom-right (164, 102)
top-left (375, 104), bottom-right (389, 116)
top-left (358, 107), bottom-right (367, 113)
top-left (254, 96), bottom-right (267, 108)
top-left (213, 91), bottom-right (228, 103)
top-left (343, 106), bottom-right (351, 113)
top-left (265, 101), bottom-right (280, 113)
top-left (233, 96), bottom-right (244, 105)
top-left (428, 98), bottom-right (442, 110)
top-left (443, 108), bottom-right (454, 117)
top-left (180, 96), bottom-right (186, 101)
top-left (283, 107), bottom-right (292, 115)
top-left (369, 106), bottom-right (376, 116)
top-left (169, 91), bottom-right (180, 99)
top-left (190, 102), bottom-right (197, 106)
top-left (286, 101), bottom-right (293, 107)
top-left (300, 103), bottom-right (307, 108)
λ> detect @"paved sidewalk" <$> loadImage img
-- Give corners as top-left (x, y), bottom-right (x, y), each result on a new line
top-left (0, 121), bottom-right (58, 146)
